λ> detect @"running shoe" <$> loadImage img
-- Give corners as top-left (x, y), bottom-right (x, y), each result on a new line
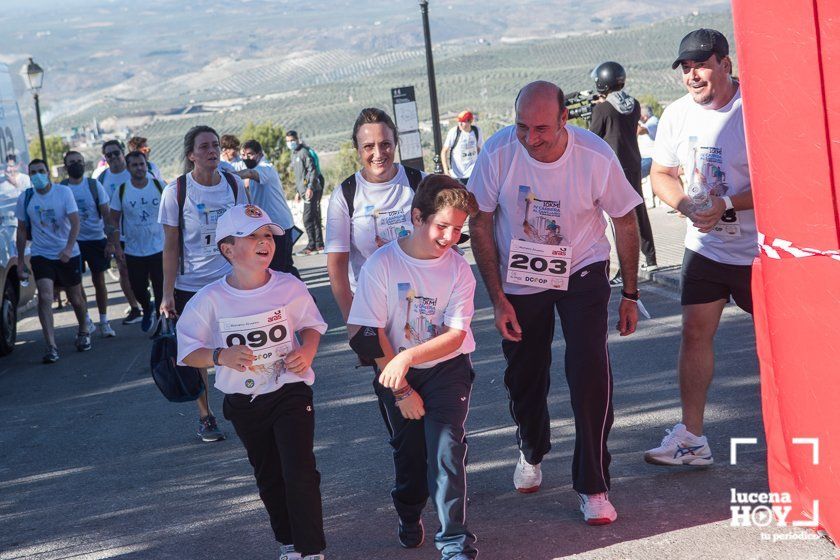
top-left (315, 245), bottom-right (325, 253)
top-left (99, 321), bottom-right (116, 338)
top-left (86, 316), bottom-right (97, 336)
top-left (578, 492), bottom-right (617, 526)
top-left (141, 306), bottom-right (156, 333)
top-left (278, 544), bottom-right (300, 560)
top-left (123, 307), bottom-right (143, 325)
top-left (398, 518), bottom-right (424, 549)
top-left (644, 423), bottom-right (714, 466)
top-left (197, 414), bottom-right (225, 442)
top-left (42, 345), bottom-right (59, 364)
top-left (75, 331), bottom-right (92, 352)
top-left (513, 451), bottom-right (542, 493)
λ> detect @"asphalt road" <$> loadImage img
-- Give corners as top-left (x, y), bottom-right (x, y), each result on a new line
top-left (0, 250), bottom-right (834, 560)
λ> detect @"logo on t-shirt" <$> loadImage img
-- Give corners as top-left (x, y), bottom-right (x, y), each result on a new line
top-left (692, 146), bottom-right (730, 197)
top-left (517, 185), bottom-right (564, 245)
top-left (397, 282), bottom-right (440, 347)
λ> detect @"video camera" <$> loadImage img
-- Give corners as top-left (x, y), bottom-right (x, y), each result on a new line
top-left (564, 90), bottom-right (599, 122)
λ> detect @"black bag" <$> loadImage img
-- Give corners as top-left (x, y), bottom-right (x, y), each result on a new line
top-left (150, 317), bottom-right (205, 402)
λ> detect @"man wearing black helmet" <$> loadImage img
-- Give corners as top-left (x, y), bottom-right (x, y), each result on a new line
top-left (590, 62), bottom-right (658, 273)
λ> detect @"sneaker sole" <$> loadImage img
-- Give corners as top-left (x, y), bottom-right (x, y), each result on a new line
top-left (123, 318), bottom-right (143, 325)
top-left (644, 453), bottom-right (714, 466)
top-left (516, 485), bottom-right (541, 494)
top-left (198, 434), bottom-right (226, 442)
top-left (585, 515), bottom-right (617, 526)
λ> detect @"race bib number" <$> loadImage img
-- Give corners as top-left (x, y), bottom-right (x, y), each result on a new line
top-left (200, 224), bottom-right (218, 255)
top-left (506, 239), bottom-right (572, 290)
top-left (712, 209), bottom-right (741, 238)
top-left (218, 307), bottom-right (293, 378)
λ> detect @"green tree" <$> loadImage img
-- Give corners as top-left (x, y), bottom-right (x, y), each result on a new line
top-left (241, 121), bottom-right (293, 197)
top-left (29, 135), bottom-right (69, 175)
top-left (323, 140), bottom-right (359, 193)
top-left (636, 94), bottom-right (664, 118)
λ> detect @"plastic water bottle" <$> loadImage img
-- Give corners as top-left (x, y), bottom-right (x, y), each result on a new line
top-left (686, 136), bottom-right (711, 211)
top-left (20, 271), bottom-right (29, 288)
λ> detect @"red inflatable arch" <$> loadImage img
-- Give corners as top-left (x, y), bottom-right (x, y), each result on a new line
top-left (732, 0), bottom-right (839, 543)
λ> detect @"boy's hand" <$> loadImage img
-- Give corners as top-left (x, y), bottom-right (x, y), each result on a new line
top-left (220, 345), bottom-right (255, 372)
top-left (396, 391), bottom-right (425, 420)
top-left (378, 352), bottom-right (411, 389)
top-left (284, 346), bottom-right (315, 376)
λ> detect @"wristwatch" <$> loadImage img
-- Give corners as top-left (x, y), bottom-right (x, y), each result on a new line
top-left (212, 347), bottom-right (224, 366)
top-left (722, 196), bottom-right (734, 211)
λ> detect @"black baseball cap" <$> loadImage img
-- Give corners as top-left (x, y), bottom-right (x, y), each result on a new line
top-left (671, 28), bottom-right (729, 69)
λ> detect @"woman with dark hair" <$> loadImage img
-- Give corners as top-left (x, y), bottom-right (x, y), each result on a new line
top-left (157, 125), bottom-right (247, 442)
top-left (325, 107), bottom-right (425, 322)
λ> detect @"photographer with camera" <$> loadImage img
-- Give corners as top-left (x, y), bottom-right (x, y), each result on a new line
top-left (589, 62), bottom-right (658, 275)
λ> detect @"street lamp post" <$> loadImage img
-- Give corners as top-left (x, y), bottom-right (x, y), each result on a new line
top-left (419, 0), bottom-right (443, 174)
top-left (23, 57), bottom-right (47, 167)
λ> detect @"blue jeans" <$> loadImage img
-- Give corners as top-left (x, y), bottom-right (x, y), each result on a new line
top-left (641, 157), bottom-right (653, 179)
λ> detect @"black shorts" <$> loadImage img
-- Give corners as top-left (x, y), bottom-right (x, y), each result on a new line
top-left (681, 249), bottom-right (753, 314)
top-left (174, 288), bottom-right (197, 316)
top-left (78, 238), bottom-right (110, 274)
top-left (30, 255), bottom-right (83, 288)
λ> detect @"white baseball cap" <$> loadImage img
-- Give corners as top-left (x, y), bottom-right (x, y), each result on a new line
top-left (216, 204), bottom-right (284, 241)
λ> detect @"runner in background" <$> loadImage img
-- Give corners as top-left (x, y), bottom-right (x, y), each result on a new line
top-left (60, 150), bottom-right (116, 338)
top-left (95, 140), bottom-right (143, 324)
top-left (127, 136), bottom-right (166, 183)
top-left (158, 125), bottom-right (247, 442)
top-left (442, 110), bottom-right (483, 186)
top-left (108, 151), bottom-right (165, 333)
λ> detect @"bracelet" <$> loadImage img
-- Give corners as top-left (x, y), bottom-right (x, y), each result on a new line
top-left (395, 388), bottom-right (415, 402)
top-left (621, 290), bottom-right (640, 301)
top-left (392, 384), bottom-right (412, 398)
top-left (212, 347), bottom-right (223, 366)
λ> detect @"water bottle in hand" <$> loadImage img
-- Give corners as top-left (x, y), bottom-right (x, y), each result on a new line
top-left (688, 182), bottom-right (712, 212)
top-left (19, 268), bottom-right (30, 288)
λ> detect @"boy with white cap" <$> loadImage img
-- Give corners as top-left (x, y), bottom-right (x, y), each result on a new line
top-left (176, 204), bottom-right (327, 560)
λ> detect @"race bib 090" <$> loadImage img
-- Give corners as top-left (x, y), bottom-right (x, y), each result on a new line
top-left (218, 307), bottom-right (293, 377)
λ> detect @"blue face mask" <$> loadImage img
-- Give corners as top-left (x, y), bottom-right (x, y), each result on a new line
top-left (286, 141), bottom-right (298, 151)
top-left (31, 172), bottom-right (50, 192)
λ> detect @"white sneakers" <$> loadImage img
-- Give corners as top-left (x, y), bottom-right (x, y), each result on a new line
top-left (98, 321), bottom-right (116, 338)
top-left (644, 423), bottom-right (714, 466)
top-left (513, 451), bottom-right (542, 493)
top-left (578, 492), bottom-right (618, 526)
top-left (279, 544), bottom-right (324, 560)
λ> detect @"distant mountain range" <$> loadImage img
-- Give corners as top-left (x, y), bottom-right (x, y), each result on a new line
top-left (0, 1), bottom-right (732, 175)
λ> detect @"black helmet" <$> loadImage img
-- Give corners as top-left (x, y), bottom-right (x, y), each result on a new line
top-left (592, 61), bottom-right (626, 94)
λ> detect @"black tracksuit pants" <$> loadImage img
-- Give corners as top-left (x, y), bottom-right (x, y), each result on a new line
top-left (502, 260), bottom-right (614, 494)
top-left (626, 166), bottom-right (657, 266)
top-left (302, 190), bottom-right (323, 250)
top-left (223, 382), bottom-right (325, 555)
top-left (125, 252), bottom-right (163, 312)
top-left (373, 354), bottom-right (478, 559)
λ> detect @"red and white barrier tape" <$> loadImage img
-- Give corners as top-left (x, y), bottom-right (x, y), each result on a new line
top-left (758, 233), bottom-right (840, 261)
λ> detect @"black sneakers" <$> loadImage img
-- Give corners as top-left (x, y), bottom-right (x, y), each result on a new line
top-left (398, 518), bottom-right (424, 549)
top-left (123, 307), bottom-right (143, 325)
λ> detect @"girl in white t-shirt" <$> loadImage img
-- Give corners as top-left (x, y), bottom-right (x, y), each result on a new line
top-left (325, 107), bottom-right (424, 320)
top-left (158, 125), bottom-right (246, 442)
top-left (347, 175), bottom-right (479, 560)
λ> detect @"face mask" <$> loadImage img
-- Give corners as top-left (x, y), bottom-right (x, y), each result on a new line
top-left (286, 141), bottom-right (298, 151)
top-left (243, 158), bottom-right (258, 170)
top-left (31, 173), bottom-right (50, 192)
top-left (66, 162), bottom-right (85, 179)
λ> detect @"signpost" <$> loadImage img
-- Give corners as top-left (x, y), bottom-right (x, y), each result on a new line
top-left (390, 86), bottom-right (424, 171)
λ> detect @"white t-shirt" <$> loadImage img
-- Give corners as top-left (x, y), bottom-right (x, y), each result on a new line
top-left (97, 168), bottom-right (134, 199)
top-left (15, 184), bottom-right (80, 259)
top-left (469, 125), bottom-right (642, 295)
top-left (63, 178), bottom-right (110, 241)
top-left (158, 171), bottom-right (246, 292)
top-left (177, 270), bottom-right (327, 397)
top-left (348, 240), bottom-right (476, 369)
top-left (325, 164), bottom-right (422, 289)
top-left (219, 158), bottom-right (245, 174)
top-left (110, 178), bottom-right (165, 256)
top-left (637, 115), bottom-right (658, 159)
top-left (444, 125), bottom-right (484, 179)
top-left (247, 160), bottom-right (294, 230)
top-left (653, 89), bottom-right (756, 265)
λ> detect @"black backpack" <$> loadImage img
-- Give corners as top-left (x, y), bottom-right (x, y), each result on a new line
top-left (449, 126), bottom-right (480, 169)
top-left (340, 165), bottom-right (423, 217)
top-left (150, 317), bottom-right (205, 402)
